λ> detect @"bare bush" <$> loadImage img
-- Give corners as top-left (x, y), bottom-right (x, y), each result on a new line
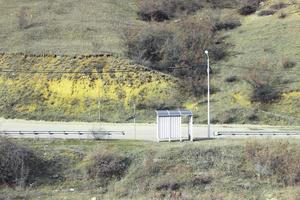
top-left (245, 60), bottom-right (281, 103)
top-left (282, 59), bottom-right (296, 68)
top-left (270, 2), bottom-right (288, 10)
top-left (239, 0), bottom-right (266, 15)
top-left (258, 9), bottom-right (277, 16)
top-left (214, 19), bottom-right (241, 31)
top-left (86, 152), bottom-right (131, 182)
top-left (124, 14), bottom-right (225, 97)
top-left (245, 141), bottom-right (300, 186)
top-left (278, 12), bottom-right (287, 19)
top-left (137, 0), bottom-right (204, 22)
top-left (0, 139), bottom-right (46, 187)
top-left (18, 7), bottom-right (30, 29)
top-left (239, 5), bottom-right (257, 15)
top-left (225, 75), bottom-right (239, 83)
top-left (124, 15), bottom-right (215, 71)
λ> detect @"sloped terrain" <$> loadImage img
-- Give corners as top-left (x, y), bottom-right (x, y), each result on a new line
top-left (203, 0), bottom-right (300, 125)
top-left (0, 0), bottom-right (143, 55)
top-left (0, 54), bottom-right (181, 122)
top-left (0, 0), bottom-right (299, 125)
top-left (1, 138), bottom-right (300, 199)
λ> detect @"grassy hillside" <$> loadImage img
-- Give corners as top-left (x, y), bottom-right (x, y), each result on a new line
top-left (0, 0), bottom-right (299, 125)
top-left (1, 138), bottom-right (300, 199)
top-left (0, 54), bottom-right (182, 122)
top-left (0, 0), bottom-right (143, 55)
top-left (196, 0), bottom-right (300, 125)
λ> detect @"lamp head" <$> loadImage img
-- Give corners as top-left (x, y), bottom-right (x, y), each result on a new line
top-left (204, 50), bottom-right (208, 55)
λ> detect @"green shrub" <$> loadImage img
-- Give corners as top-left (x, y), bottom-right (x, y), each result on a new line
top-left (86, 152), bottom-right (131, 181)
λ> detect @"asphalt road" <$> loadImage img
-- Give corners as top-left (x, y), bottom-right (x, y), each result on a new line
top-left (1, 118), bottom-right (300, 141)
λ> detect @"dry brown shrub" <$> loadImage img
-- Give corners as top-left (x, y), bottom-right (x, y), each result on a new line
top-left (0, 139), bottom-right (46, 187)
top-left (245, 140), bottom-right (300, 186)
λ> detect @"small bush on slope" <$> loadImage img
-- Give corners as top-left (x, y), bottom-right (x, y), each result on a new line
top-left (258, 9), bottom-right (277, 16)
top-left (239, 0), bottom-right (266, 15)
top-left (86, 152), bottom-right (131, 184)
top-left (137, 0), bottom-right (242, 22)
top-left (245, 60), bottom-right (282, 103)
top-left (137, 0), bottom-right (205, 22)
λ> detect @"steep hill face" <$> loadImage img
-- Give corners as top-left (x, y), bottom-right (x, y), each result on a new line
top-left (0, 0), bottom-right (299, 125)
top-left (0, 54), bottom-right (181, 122)
top-left (0, 0), bottom-right (143, 55)
top-left (205, 0), bottom-right (300, 125)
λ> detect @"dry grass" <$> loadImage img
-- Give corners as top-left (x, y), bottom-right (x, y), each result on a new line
top-left (2, 139), bottom-right (300, 199)
top-left (0, 0), bottom-right (144, 55)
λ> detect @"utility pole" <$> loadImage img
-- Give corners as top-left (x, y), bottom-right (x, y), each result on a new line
top-left (133, 102), bottom-right (136, 140)
top-left (205, 50), bottom-right (211, 138)
top-left (97, 81), bottom-right (101, 129)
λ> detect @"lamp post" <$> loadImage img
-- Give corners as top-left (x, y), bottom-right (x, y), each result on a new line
top-left (204, 50), bottom-right (210, 138)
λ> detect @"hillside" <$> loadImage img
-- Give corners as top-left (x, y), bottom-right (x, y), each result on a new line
top-left (206, 0), bottom-right (300, 125)
top-left (0, 0), bottom-right (299, 125)
top-left (0, 0), bottom-right (143, 55)
top-left (1, 138), bottom-right (300, 199)
top-left (0, 54), bottom-right (181, 122)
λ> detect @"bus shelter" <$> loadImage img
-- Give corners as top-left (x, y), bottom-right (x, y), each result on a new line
top-left (156, 110), bottom-right (193, 142)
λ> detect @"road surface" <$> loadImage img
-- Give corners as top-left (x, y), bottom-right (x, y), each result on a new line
top-left (1, 118), bottom-right (300, 141)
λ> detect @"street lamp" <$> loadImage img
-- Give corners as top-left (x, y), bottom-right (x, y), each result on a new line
top-left (204, 50), bottom-right (211, 138)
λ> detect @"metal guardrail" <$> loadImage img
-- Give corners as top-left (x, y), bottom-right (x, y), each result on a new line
top-left (0, 130), bottom-right (125, 138)
top-left (215, 131), bottom-right (300, 136)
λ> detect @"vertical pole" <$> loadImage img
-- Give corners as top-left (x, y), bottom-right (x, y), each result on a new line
top-left (133, 103), bottom-right (136, 140)
top-left (157, 115), bottom-right (160, 142)
top-left (169, 117), bottom-right (171, 142)
top-left (190, 116), bottom-right (193, 141)
top-left (97, 80), bottom-right (101, 129)
top-left (205, 50), bottom-right (211, 139)
top-left (98, 99), bottom-right (101, 127)
top-left (179, 116), bottom-right (182, 142)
